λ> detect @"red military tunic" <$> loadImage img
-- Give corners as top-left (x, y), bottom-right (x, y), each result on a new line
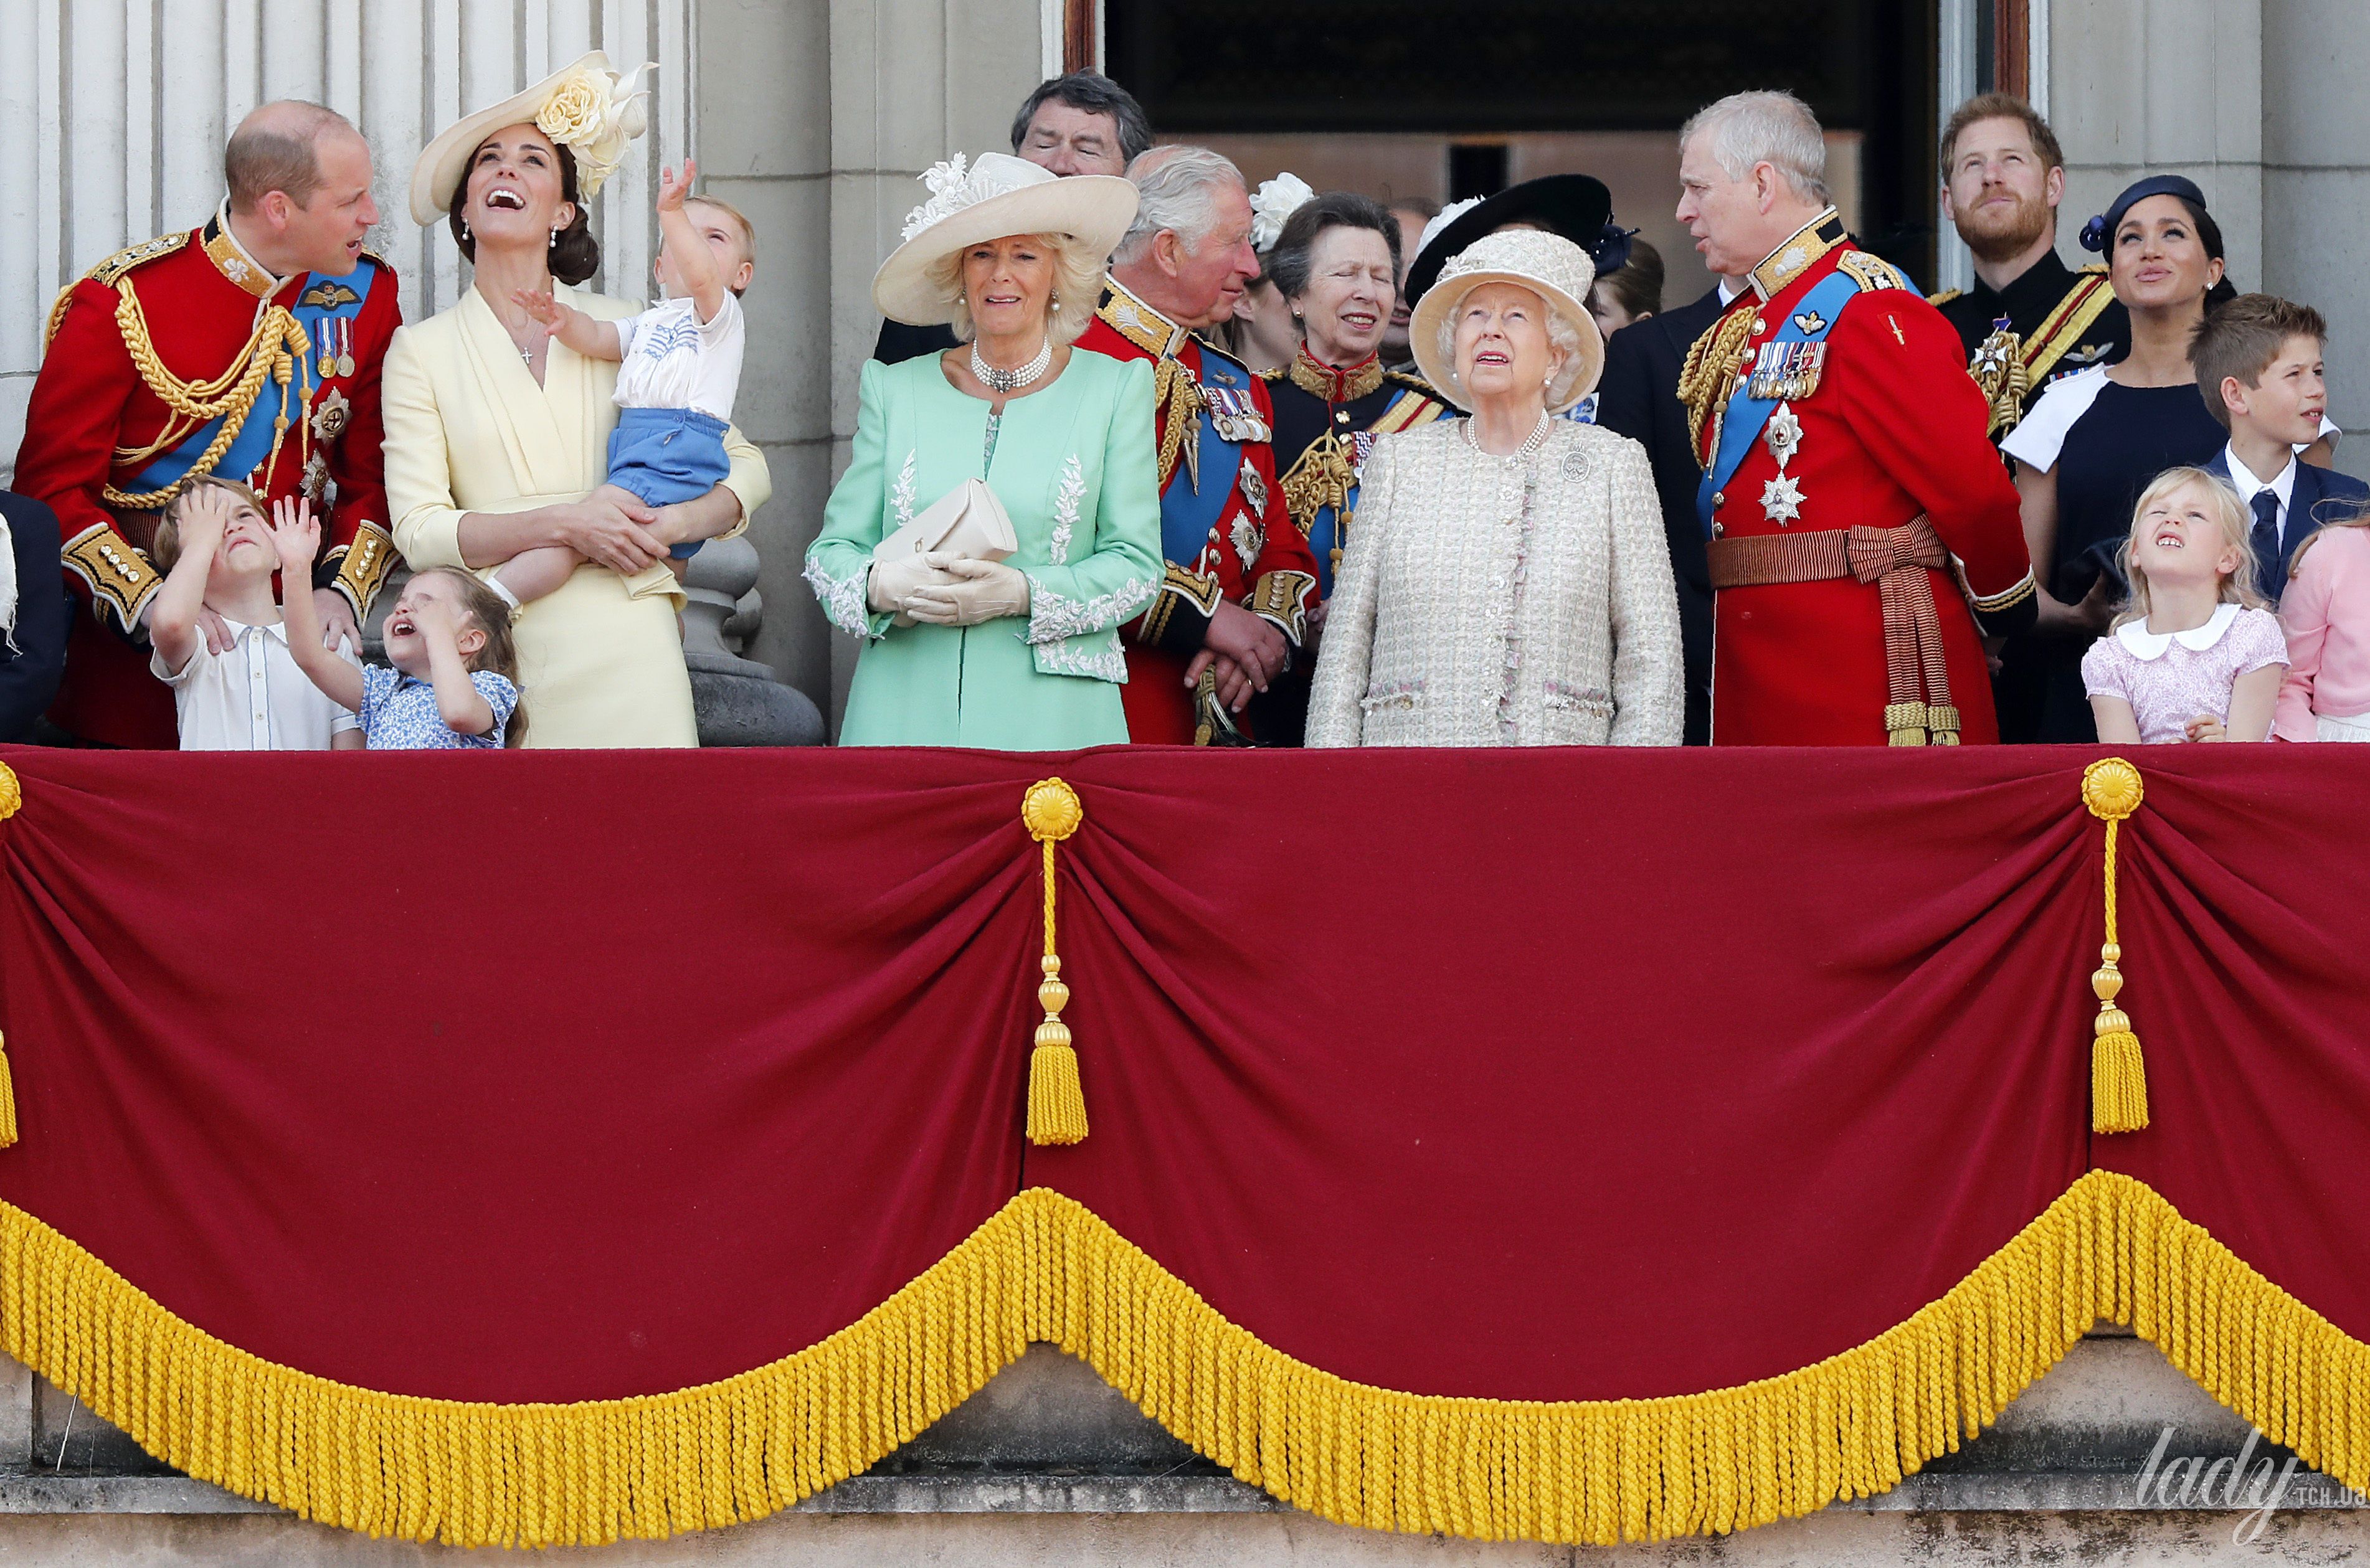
top-left (1076, 281), bottom-right (1318, 744)
top-left (1683, 212), bottom-right (2034, 745)
top-left (15, 211), bottom-right (403, 747)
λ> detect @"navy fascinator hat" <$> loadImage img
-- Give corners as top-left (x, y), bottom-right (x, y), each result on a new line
top-left (2080, 174), bottom-right (2212, 253)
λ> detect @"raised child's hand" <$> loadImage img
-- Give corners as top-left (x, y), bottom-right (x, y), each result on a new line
top-left (176, 483), bottom-right (232, 542)
top-left (510, 286), bottom-right (564, 333)
top-left (407, 593), bottom-right (460, 643)
top-left (656, 158), bottom-right (697, 213)
top-left (268, 496), bottom-right (320, 574)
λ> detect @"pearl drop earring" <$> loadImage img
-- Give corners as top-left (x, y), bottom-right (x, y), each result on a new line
top-left (549, 227), bottom-right (561, 250)
top-left (460, 218), bottom-right (471, 241)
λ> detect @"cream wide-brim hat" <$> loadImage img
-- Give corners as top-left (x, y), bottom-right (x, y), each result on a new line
top-left (871, 153), bottom-right (1139, 326)
top-left (407, 50), bottom-right (650, 226)
top-left (1410, 228), bottom-right (1605, 415)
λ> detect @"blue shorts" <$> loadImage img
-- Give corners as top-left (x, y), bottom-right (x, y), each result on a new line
top-left (606, 407), bottom-right (732, 559)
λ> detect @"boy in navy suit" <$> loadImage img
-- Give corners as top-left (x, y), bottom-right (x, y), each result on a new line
top-left (2192, 296), bottom-right (2368, 605)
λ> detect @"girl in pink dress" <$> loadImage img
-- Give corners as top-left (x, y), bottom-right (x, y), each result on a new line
top-left (2082, 467), bottom-right (2288, 744)
top-left (2275, 502), bottom-right (2370, 740)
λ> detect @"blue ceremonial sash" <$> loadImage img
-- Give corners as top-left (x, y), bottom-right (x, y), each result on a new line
top-left (1306, 389), bottom-right (1451, 597)
top-left (1160, 359), bottom-right (1251, 567)
top-left (1694, 270), bottom-right (1860, 538)
top-left (125, 257), bottom-right (376, 500)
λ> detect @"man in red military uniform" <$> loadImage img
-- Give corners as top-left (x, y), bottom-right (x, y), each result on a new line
top-left (16, 100), bottom-right (402, 747)
top-left (1076, 145), bottom-right (1318, 745)
top-left (1674, 92), bottom-right (2036, 745)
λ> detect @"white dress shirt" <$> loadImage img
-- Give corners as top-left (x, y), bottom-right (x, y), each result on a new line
top-left (151, 618), bottom-right (360, 750)
top-left (2223, 444), bottom-right (2301, 549)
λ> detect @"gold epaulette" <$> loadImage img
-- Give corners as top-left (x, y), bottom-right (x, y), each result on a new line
top-left (1927, 287), bottom-right (1965, 307)
top-left (45, 232), bottom-right (191, 351)
top-left (1383, 368), bottom-right (1443, 399)
top-left (1256, 366), bottom-right (1287, 383)
top-left (1838, 250), bottom-right (1911, 293)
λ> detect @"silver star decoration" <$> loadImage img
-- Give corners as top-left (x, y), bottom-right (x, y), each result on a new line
top-left (1761, 473), bottom-right (1806, 526)
top-left (1764, 403), bottom-right (1803, 470)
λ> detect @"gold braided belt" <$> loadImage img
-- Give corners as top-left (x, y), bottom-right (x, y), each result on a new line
top-left (1707, 516), bottom-right (1962, 746)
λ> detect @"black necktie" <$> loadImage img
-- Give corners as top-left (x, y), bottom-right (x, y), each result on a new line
top-left (2250, 490), bottom-right (2282, 597)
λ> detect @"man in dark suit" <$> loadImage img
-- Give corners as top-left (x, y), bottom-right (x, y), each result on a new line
top-left (2193, 295), bottom-right (2368, 607)
top-left (873, 72), bottom-right (1154, 366)
top-left (0, 493), bottom-right (69, 743)
top-left (1593, 280), bottom-right (1734, 744)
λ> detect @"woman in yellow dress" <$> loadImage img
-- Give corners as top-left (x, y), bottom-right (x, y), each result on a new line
top-left (382, 53), bottom-right (769, 747)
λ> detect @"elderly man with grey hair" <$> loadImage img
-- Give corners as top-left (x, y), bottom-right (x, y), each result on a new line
top-left (1075, 145), bottom-right (1319, 745)
top-left (1666, 88), bottom-right (2034, 747)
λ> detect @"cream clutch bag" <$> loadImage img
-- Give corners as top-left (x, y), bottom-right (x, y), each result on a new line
top-left (875, 478), bottom-right (1017, 565)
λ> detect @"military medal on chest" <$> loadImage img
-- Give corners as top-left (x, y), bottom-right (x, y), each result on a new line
top-left (1204, 386), bottom-right (1271, 445)
top-left (1761, 402), bottom-right (1805, 526)
top-left (1230, 458), bottom-right (1269, 567)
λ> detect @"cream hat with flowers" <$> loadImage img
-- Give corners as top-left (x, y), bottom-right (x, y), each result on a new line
top-left (871, 154), bottom-right (1139, 326)
top-left (1409, 228), bottom-right (1604, 415)
top-left (408, 51), bottom-right (653, 226)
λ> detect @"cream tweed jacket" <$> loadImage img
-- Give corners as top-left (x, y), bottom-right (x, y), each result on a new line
top-left (1307, 418), bottom-right (1683, 747)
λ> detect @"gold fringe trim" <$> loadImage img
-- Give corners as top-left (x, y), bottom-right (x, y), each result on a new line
top-left (1, 1172), bottom-right (2363, 1548)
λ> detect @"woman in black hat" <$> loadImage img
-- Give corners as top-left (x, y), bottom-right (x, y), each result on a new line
top-left (1996, 175), bottom-right (2239, 742)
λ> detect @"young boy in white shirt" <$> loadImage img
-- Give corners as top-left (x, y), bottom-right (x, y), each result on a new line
top-left (148, 478), bottom-right (363, 750)
top-left (505, 158), bottom-right (754, 607)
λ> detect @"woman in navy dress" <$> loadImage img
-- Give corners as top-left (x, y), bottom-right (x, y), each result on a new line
top-left (2001, 176), bottom-right (2236, 742)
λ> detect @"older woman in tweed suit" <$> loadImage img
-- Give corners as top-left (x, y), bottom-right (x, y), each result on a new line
top-left (1307, 229), bottom-right (1682, 747)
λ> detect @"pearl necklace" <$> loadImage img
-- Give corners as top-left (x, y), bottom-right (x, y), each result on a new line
top-left (971, 338), bottom-right (1052, 394)
top-left (1462, 412), bottom-right (1553, 462)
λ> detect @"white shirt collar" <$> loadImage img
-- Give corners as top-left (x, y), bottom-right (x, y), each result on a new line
top-left (2223, 445), bottom-right (2298, 514)
top-left (1717, 277), bottom-right (1744, 305)
top-left (2114, 601), bottom-right (2241, 661)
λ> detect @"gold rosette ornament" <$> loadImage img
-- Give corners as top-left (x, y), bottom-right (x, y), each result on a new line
top-left (2082, 758), bottom-right (2148, 1133)
top-left (1021, 779), bottom-right (1088, 1145)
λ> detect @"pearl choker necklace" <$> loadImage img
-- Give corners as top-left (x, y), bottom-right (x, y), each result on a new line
top-left (1463, 412), bottom-right (1553, 461)
top-left (971, 339), bottom-right (1053, 393)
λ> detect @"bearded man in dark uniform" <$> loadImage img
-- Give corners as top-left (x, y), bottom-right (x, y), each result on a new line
top-left (1928, 95), bottom-right (2129, 442)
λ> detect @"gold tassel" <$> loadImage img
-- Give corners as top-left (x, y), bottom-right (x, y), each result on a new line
top-left (1021, 779), bottom-right (1088, 1145)
top-left (0, 1034), bottom-right (17, 1148)
top-left (2082, 758), bottom-right (2148, 1133)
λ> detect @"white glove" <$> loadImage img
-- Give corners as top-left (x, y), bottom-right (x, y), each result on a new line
top-left (868, 550), bottom-right (962, 614)
top-left (904, 557), bottom-right (1031, 626)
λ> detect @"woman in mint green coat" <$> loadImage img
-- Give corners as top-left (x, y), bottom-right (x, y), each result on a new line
top-left (805, 153), bottom-right (1160, 749)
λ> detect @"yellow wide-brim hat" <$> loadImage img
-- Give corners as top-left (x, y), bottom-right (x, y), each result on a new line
top-left (1409, 228), bottom-right (1604, 415)
top-left (871, 153), bottom-right (1139, 326)
top-left (409, 50), bottom-right (653, 227)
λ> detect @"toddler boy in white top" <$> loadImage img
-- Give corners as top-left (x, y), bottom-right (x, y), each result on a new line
top-left (148, 478), bottom-right (363, 750)
top-left (508, 158), bottom-right (754, 604)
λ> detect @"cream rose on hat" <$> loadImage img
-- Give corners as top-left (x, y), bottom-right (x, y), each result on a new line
top-left (409, 50), bottom-right (654, 225)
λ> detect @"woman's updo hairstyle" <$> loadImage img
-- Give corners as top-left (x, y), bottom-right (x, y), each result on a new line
top-left (1266, 191), bottom-right (1402, 305)
top-left (447, 136), bottom-right (601, 287)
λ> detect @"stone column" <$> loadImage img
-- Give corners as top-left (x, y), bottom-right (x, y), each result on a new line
top-left (2262, 0), bottom-right (2370, 437)
top-left (2047, 0), bottom-right (2264, 317)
